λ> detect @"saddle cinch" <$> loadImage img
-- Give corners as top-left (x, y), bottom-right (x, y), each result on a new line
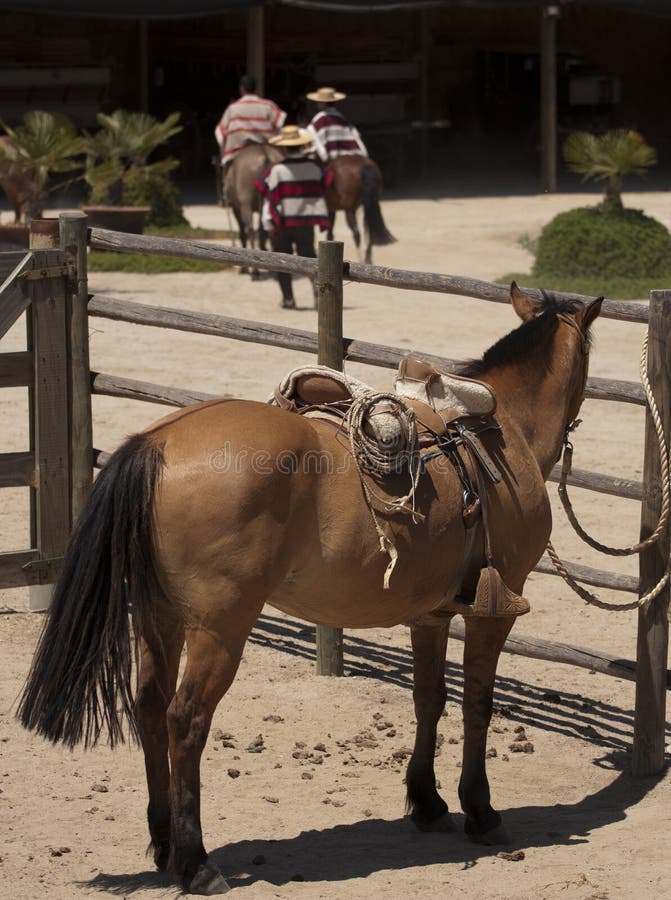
top-left (270, 358), bottom-right (530, 618)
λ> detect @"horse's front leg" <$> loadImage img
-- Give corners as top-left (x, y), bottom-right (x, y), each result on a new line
top-left (247, 212), bottom-right (263, 281)
top-left (327, 211), bottom-right (335, 242)
top-left (459, 615), bottom-right (515, 843)
top-left (406, 621), bottom-right (455, 831)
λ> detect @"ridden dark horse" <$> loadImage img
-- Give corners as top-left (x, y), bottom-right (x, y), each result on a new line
top-left (19, 285), bottom-right (602, 894)
top-left (325, 154), bottom-right (396, 263)
top-left (222, 142), bottom-right (283, 277)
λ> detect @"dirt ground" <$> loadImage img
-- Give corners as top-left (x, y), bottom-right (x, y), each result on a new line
top-left (1, 189), bottom-right (671, 899)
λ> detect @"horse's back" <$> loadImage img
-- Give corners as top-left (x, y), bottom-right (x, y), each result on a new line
top-left (147, 397), bottom-right (470, 628)
top-left (326, 155), bottom-right (382, 212)
top-left (226, 142), bottom-right (282, 209)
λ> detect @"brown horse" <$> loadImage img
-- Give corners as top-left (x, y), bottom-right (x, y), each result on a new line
top-left (18, 285), bottom-right (602, 895)
top-left (325, 155), bottom-right (396, 263)
top-left (222, 142), bottom-right (283, 277)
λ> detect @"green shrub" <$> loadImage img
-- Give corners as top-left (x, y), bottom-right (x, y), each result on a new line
top-left (122, 169), bottom-right (187, 227)
top-left (532, 205), bottom-right (671, 280)
top-left (88, 251), bottom-right (228, 273)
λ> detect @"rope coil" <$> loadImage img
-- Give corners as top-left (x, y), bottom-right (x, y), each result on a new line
top-left (346, 393), bottom-right (422, 589)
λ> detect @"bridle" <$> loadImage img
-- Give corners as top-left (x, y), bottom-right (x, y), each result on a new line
top-left (556, 310), bottom-right (590, 461)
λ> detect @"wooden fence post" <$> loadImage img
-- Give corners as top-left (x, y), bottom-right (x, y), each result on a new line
top-left (28, 219), bottom-right (71, 611)
top-left (316, 240), bottom-right (345, 676)
top-left (59, 212), bottom-right (92, 523)
top-left (632, 290), bottom-right (671, 776)
top-left (540, 5), bottom-right (559, 193)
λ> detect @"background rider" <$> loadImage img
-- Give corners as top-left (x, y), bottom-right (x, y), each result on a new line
top-left (255, 125), bottom-right (331, 310)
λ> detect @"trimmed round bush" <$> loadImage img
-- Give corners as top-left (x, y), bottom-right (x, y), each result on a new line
top-left (532, 204), bottom-right (671, 280)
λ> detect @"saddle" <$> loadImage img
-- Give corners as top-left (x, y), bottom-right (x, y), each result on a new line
top-left (270, 358), bottom-right (530, 618)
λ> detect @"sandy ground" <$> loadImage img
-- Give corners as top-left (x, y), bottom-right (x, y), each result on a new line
top-left (1, 190), bottom-right (670, 899)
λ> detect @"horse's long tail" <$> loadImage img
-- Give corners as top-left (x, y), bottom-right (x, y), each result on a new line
top-left (17, 433), bottom-right (165, 749)
top-left (361, 162), bottom-right (396, 247)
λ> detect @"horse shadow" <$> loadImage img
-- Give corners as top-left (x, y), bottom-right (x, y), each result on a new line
top-left (211, 760), bottom-right (665, 888)
top-left (249, 614), bottom-right (666, 754)
top-left (83, 762), bottom-right (665, 895)
top-left (81, 612), bottom-right (669, 895)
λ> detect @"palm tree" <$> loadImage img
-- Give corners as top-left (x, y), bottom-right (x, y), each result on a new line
top-left (0, 111), bottom-right (85, 221)
top-left (83, 110), bottom-right (182, 205)
top-left (563, 129), bottom-right (657, 210)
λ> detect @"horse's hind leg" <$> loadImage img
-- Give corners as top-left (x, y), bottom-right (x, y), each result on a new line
top-left (327, 211), bottom-right (336, 242)
top-left (135, 615), bottom-right (185, 871)
top-left (167, 612), bottom-right (260, 894)
top-left (364, 234), bottom-right (373, 265)
top-left (345, 208), bottom-right (363, 261)
top-left (406, 622), bottom-right (455, 831)
top-left (459, 616), bottom-right (515, 844)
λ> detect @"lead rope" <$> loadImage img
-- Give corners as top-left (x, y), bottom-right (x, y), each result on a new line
top-left (546, 333), bottom-right (671, 610)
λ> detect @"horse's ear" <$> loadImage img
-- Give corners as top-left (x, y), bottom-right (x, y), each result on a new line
top-left (574, 296), bottom-right (604, 331)
top-left (510, 281), bottom-right (540, 322)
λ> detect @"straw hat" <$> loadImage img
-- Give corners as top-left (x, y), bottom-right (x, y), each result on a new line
top-left (306, 86), bottom-right (346, 103)
top-left (269, 125), bottom-right (314, 147)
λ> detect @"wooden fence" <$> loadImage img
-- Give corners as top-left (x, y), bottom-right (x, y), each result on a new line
top-left (0, 214), bottom-right (91, 608)
top-left (0, 213), bottom-right (668, 777)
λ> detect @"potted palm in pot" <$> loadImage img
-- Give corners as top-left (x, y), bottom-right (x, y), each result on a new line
top-left (82, 109), bottom-right (185, 233)
top-left (0, 110), bottom-right (84, 246)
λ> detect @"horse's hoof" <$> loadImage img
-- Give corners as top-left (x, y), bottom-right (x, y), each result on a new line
top-left (465, 819), bottom-right (511, 846)
top-left (153, 842), bottom-right (170, 871)
top-left (413, 810), bottom-right (457, 833)
top-left (188, 863), bottom-right (231, 895)
top-left (250, 270), bottom-right (260, 281)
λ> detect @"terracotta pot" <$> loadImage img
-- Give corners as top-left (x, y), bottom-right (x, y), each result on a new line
top-left (81, 205), bottom-right (151, 234)
top-left (0, 223), bottom-right (30, 249)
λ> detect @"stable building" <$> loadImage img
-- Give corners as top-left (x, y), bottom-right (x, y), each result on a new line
top-left (0, 0), bottom-right (670, 191)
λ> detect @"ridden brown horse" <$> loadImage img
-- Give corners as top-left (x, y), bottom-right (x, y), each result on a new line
top-left (19, 285), bottom-right (602, 895)
top-left (325, 154), bottom-right (396, 263)
top-left (222, 142), bottom-right (283, 277)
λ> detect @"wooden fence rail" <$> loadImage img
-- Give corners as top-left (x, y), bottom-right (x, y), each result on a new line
top-left (88, 295), bottom-right (646, 406)
top-left (88, 227), bottom-right (650, 324)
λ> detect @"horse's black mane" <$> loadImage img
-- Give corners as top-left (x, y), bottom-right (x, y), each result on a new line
top-left (458, 293), bottom-right (590, 378)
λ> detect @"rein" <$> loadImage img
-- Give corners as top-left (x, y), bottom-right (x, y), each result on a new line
top-left (547, 331), bottom-right (671, 611)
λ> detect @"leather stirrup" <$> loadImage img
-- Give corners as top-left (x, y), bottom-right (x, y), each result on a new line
top-left (469, 565), bottom-right (530, 617)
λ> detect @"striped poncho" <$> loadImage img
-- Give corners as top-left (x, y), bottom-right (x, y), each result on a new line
top-left (307, 106), bottom-right (368, 163)
top-left (255, 154), bottom-right (331, 232)
top-left (214, 94), bottom-right (286, 165)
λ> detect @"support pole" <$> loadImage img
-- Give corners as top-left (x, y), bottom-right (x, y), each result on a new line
top-left (633, 291), bottom-right (671, 776)
top-left (139, 20), bottom-right (149, 113)
top-left (28, 219), bottom-right (70, 611)
top-left (60, 212), bottom-right (92, 523)
top-left (540, 5), bottom-right (559, 193)
top-left (419, 9), bottom-right (431, 178)
top-left (316, 240), bottom-right (344, 676)
top-left (246, 5), bottom-right (265, 97)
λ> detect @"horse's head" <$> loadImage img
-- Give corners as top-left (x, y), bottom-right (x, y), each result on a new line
top-left (510, 280), bottom-right (603, 432)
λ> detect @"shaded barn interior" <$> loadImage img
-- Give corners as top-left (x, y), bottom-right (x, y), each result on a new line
top-left (0, 2), bottom-right (670, 194)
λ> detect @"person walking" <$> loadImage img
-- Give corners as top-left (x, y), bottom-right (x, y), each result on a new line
top-left (255, 125), bottom-right (330, 309)
top-left (214, 73), bottom-right (286, 169)
top-left (305, 86), bottom-right (368, 163)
